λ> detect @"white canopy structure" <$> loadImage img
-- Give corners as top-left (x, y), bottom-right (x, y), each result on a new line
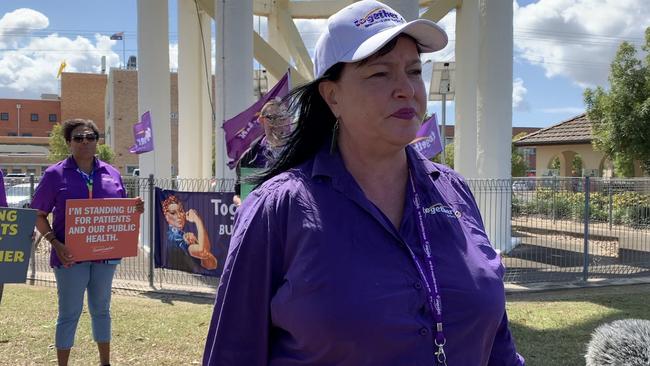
top-left (136, 0), bottom-right (513, 250)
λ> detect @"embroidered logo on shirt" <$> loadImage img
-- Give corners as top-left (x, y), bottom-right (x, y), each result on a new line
top-left (423, 203), bottom-right (462, 219)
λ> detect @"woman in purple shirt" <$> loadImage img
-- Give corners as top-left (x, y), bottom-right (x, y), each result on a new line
top-left (31, 119), bottom-right (143, 366)
top-left (204, 1), bottom-right (524, 365)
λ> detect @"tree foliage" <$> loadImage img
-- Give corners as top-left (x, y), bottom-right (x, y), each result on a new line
top-left (432, 142), bottom-right (454, 169)
top-left (584, 27), bottom-right (650, 176)
top-left (48, 123), bottom-right (115, 164)
top-left (512, 132), bottom-right (528, 177)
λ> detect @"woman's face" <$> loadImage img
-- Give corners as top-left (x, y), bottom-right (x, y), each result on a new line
top-left (67, 125), bottom-right (98, 160)
top-left (321, 37), bottom-right (426, 154)
top-left (260, 104), bottom-right (292, 144)
top-left (165, 203), bottom-right (186, 229)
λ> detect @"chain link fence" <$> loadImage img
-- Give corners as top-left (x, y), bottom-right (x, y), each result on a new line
top-left (4, 175), bottom-right (650, 294)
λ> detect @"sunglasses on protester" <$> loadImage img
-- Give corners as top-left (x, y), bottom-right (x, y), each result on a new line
top-left (71, 133), bottom-right (99, 143)
top-left (262, 113), bottom-right (290, 121)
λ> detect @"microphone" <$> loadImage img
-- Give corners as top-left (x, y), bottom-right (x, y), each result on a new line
top-left (585, 318), bottom-right (650, 366)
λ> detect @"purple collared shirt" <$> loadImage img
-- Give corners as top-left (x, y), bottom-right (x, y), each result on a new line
top-left (204, 145), bottom-right (524, 366)
top-left (0, 170), bottom-right (7, 207)
top-left (31, 156), bottom-right (126, 268)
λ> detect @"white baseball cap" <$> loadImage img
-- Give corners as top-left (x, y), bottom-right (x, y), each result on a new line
top-left (313, 0), bottom-right (448, 79)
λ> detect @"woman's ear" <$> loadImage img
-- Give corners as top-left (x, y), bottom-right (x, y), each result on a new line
top-left (318, 80), bottom-right (339, 116)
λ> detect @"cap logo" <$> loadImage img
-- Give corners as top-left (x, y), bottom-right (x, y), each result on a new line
top-left (353, 7), bottom-right (405, 28)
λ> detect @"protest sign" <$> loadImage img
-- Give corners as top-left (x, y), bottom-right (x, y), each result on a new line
top-left (154, 189), bottom-right (235, 277)
top-left (0, 207), bottom-right (37, 284)
top-left (64, 198), bottom-right (140, 261)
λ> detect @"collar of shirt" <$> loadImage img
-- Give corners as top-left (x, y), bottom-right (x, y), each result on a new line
top-left (310, 141), bottom-right (441, 186)
top-left (61, 155), bottom-right (107, 175)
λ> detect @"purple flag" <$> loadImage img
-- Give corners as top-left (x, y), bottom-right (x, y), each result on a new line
top-left (223, 71), bottom-right (290, 169)
top-left (129, 111), bottom-right (154, 154)
top-left (411, 114), bottom-right (443, 159)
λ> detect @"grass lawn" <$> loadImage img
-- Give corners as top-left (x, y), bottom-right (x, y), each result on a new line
top-left (1, 283), bottom-right (649, 365)
top-left (506, 283), bottom-right (650, 366)
top-left (0, 284), bottom-right (214, 365)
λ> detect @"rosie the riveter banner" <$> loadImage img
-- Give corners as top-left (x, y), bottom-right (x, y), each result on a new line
top-left (0, 207), bottom-right (37, 284)
top-left (64, 198), bottom-right (141, 261)
top-left (154, 188), bottom-right (235, 277)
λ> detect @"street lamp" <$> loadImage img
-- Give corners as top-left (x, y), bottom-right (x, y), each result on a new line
top-left (16, 103), bottom-right (22, 136)
top-left (429, 62), bottom-right (455, 165)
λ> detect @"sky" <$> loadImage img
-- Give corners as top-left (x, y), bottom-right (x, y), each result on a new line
top-left (0, 0), bottom-right (649, 128)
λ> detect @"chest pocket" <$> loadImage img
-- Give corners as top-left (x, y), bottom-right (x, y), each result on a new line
top-left (98, 174), bottom-right (125, 198)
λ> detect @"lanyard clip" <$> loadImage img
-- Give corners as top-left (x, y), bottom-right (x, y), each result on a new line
top-left (434, 338), bottom-right (447, 365)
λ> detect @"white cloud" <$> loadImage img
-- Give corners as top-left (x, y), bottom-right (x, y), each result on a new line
top-left (540, 107), bottom-right (584, 114)
top-left (512, 77), bottom-right (530, 111)
top-left (0, 8), bottom-right (121, 99)
top-left (514, 0), bottom-right (650, 88)
top-left (0, 8), bottom-right (49, 48)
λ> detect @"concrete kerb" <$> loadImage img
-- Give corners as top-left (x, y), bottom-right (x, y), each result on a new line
top-left (505, 275), bottom-right (650, 294)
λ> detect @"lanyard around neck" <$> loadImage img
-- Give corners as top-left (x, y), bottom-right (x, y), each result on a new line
top-left (407, 170), bottom-right (447, 365)
top-left (77, 167), bottom-right (94, 199)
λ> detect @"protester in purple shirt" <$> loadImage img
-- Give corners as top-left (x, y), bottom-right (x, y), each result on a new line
top-left (234, 99), bottom-right (293, 205)
top-left (31, 119), bottom-right (144, 366)
top-left (0, 170), bottom-right (7, 207)
top-left (204, 1), bottom-right (524, 365)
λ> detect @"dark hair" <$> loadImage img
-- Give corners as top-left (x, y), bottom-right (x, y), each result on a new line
top-left (61, 119), bottom-right (100, 142)
top-left (252, 35), bottom-right (419, 186)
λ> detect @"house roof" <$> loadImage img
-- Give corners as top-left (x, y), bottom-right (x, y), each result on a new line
top-left (514, 113), bottom-right (591, 147)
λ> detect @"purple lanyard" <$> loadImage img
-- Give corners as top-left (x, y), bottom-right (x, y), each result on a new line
top-left (407, 170), bottom-right (448, 365)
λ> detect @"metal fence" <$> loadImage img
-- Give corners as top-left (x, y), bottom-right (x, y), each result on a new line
top-left (4, 175), bottom-right (650, 293)
top-left (475, 177), bottom-right (650, 283)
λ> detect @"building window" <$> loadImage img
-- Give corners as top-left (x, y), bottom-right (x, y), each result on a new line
top-left (30, 113), bottom-right (39, 121)
top-left (0, 112), bottom-right (8, 120)
top-left (26, 168), bottom-right (36, 175)
top-left (11, 169), bottom-right (22, 174)
top-left (49, 114), bottom-right (57, 122)
top-left (21, 133), bottom-right (32, 137)
top-left (7, 132), bottom-right (17, 136)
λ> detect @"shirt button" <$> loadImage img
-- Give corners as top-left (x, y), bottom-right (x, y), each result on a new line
top-left (413, 281), bottom-right (423, 290)
top-left (419, 327), bottom-right (429, 336)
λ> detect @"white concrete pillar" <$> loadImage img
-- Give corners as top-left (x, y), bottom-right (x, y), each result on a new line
top-left (475, 0), bottom-right (513, 252)
top-left (476, 0), bottom-right (512, 180)
top-left (383, 0), bottom-right (419, 21)
top-left (137, 0), bottom-right (172, 253)
top-left (200, 12), bottom-right (213, 179)
top-left (214, 0), bottom-right (254, 181)
top-left (178, 0), bottom-right (213, 179)
top-left (267, 0), bottom-right (291, 87)
top-left (454, 0), bottom-right (479, 178)
top-left (137, 0), bottom-right (172, 179)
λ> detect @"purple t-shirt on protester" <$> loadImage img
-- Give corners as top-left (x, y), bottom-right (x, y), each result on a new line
top-left (30, 156), bottom-right (126, 268)
top-left (204, 145), bottom-right (524, 366)
top-left (0, 170), bottom-right (7, 207)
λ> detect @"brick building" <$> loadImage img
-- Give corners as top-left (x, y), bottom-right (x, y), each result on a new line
top-left (61, 72), bottom-right (107, 131)
top-left (0, 72), bottom-right (106, 176)
top-left (105, 68), bottom-right (179, 175)
top-left (0, 97), bottom-right (60, 175)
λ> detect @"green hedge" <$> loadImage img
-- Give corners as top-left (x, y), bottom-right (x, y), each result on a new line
top-left (512, 189), bottom-right (650, 228)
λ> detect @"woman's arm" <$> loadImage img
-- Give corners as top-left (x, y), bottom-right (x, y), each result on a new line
top-left (185, 209), bottom-right (211, 258)
top-left (203, 193), bottom-right (283, 365)
top-left (35, 210), bottom-right (74, 267)
top-left (488, 311), bottom-right (525, 365)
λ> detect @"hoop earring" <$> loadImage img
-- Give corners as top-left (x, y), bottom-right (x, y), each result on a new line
top-left (329, 118), bottom-right (340, 155)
